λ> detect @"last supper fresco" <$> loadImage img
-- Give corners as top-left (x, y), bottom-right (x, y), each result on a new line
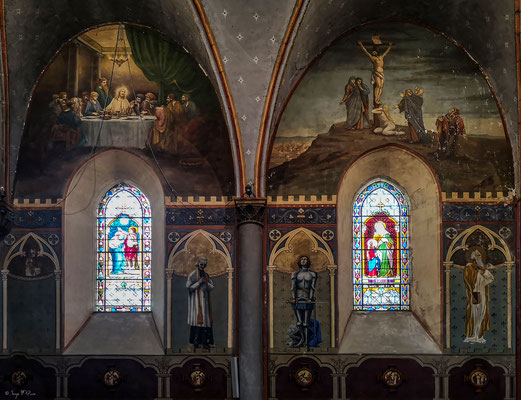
top-left (267, 23), bottom-right (514, 197)
top-left (14, 24), bottom-right (235, 199)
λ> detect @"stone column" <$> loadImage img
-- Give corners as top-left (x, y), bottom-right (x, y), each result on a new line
top-left (1, 268), bottom-right (7, 351)
top-left (54, 270), bottom-right (62, 351)
top-left (327, 265), bottom-right (338, 348)
top-left (235, 198), bottom-right (266, 400)
top-left (165, 268), bottom-right (174, 350)
top-left (55, 372), bottom-right (70, 400)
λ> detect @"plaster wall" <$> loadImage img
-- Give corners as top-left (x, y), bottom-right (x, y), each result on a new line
top-left (337, 146), bottom-right (441, 349)
top-left (63, 149), bottom-right (165, 350)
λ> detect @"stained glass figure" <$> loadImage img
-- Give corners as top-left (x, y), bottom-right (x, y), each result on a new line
top-left (353, 180), bottom-right (409, 310)
top-left (97, 183), bottom-right (151, 312)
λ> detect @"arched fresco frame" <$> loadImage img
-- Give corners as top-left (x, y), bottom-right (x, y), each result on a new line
top-left (259, 20), bottom-right (515, 197)
top-left (443, 225), bottom-right (514, 349)
top-left (167, 229), bottom-right (234, 349)
top-left (267, 227), bottom-right (337, 348)
top-left (2, 232), bottom-right (61, 351)
top-left (12, 20), bottom-right (243, 200)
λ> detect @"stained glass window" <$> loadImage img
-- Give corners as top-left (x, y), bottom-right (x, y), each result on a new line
top-left (97, 183), bottom-right (151, 312)
top-left (353, 180), bottom-right (409, 310)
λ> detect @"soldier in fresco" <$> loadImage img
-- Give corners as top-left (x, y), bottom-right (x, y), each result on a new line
top-left (435, 107), bottom-right (468, 158)
top-left (186, 257), bottom-right (215, 349)
top-left (289, 255), bottom-right (318, 347)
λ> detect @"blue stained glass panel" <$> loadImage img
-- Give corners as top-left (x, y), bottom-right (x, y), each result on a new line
top-left (97, 183), bottom-right (152, 312)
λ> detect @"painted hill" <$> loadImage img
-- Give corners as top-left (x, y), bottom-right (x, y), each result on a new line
top-left (267, 122), bottom-right (513, 196)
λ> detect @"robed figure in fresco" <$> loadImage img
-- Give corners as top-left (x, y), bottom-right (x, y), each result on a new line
top-left (451, 246), bottom-right (507, 344)
top-left (364, 218), bottom-right (397, 278)
top-left (395, 88), bottom-right (432, 144)
top-left (340, 76), bottom-right (371, 129)
top-left (186, 257), bottom-right (215, 349)
top-left (463, 247), bottom-right (494, 344)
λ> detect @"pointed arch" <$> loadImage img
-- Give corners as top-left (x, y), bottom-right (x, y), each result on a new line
top-left (268, 227), bottom-right (334, 273)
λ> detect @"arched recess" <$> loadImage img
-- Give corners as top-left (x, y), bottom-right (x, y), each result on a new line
top-left (337, 145), bottom-right (441, 353)
top-left (267, 228), bottom-right (336, 349)
top-left (63, 149), bottom-right (165, 354)
top-left (167, 229), bottom-right (234, 349)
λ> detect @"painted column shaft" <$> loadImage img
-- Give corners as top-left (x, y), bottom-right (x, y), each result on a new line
top-left (237, 222), bottom-right (264, 400)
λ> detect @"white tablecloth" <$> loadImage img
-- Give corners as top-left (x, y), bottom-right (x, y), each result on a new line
top-left (81, 117), bottom-right (155, 149)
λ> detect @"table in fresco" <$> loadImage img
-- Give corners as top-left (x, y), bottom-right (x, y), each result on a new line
top-left (81, 116), bottom-right (155, 148)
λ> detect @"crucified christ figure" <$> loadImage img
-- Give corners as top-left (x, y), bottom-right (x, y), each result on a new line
top-left (357, 40), bottom-right (393, 106)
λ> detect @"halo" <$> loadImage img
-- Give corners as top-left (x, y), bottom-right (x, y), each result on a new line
top-left (114, 86), bottom-right (129, 97)
top-left (465, 246), bottom-right (487, 263)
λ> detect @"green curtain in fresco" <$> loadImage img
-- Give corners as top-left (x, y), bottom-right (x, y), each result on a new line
top-left (125, 25), bottom-right (214, 108)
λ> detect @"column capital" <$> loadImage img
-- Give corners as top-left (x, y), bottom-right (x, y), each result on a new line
top-left (235, 198), bottom-right (266, 227)
top-left (327, 264), bottom-right (337, 276)
top-left (54, 269), bottom-right (62, 280)
top-left (1, 269), bottom-right (8, 281)
top-left (165, 268), bottom-right (175, 280)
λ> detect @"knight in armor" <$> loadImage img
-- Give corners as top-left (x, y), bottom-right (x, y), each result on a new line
top-left (289, 255), bottom-right (318, 347)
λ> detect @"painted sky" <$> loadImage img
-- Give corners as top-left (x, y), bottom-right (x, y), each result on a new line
top-left (277, 23), bottom-right (504, 139)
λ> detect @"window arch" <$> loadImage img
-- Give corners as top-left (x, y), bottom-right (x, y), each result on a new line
top-left (97, 182), bottom-right (152, 312)
top-left (353, 180), bottom-right (409, 311)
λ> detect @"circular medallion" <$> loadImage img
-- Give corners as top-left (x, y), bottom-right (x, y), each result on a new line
top-left (294, 367), bottom-right (314, 388)
top-left (219, 231), bottom-right (232, 243)
top-left (445, 227), bottom-right (458, 240)
top-left (10, 370), bottom-right (28, 387)
top-left (103, 369), bottom-right (121, 387)
top-left (189, 369), bottom-right (206, 388)
top-left (269, 229), bottom-right (281, 241)
top-left (468, 367), bottom-right (488, 391)
top-left (168, 232), bottom-right (180, 243)
top-left (47, 234), bottom-right (59, 246)
top-left (321, 229), bottom-right (335, 241)
top-left (499, 226), bottom-right (511, 239)
top-left (4, 234), bottom-right (15, 246)
top-left (382, 368), bottom-right (402, 388)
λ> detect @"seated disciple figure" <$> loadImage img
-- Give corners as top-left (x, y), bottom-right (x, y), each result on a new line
top-left (80, 91), bottom-right (90, 115)
top-left (130, 93), bottom-right (145, 116)
top-left (52, 100), bottom-right (82, 150)
top-left (84, 92), bottom-right (102, 116)
top-left (140, 92), bottom-right (156, 115)
top-left (181, 93), bottom-right (199, 120)
top-left (105, 87), bottom-right (132, 115)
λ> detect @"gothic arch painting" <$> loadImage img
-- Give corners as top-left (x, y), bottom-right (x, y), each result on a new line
top-left (14, 23), bottom-right (235, 200)
top-left (267, 22), bottom-right (513, 197)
